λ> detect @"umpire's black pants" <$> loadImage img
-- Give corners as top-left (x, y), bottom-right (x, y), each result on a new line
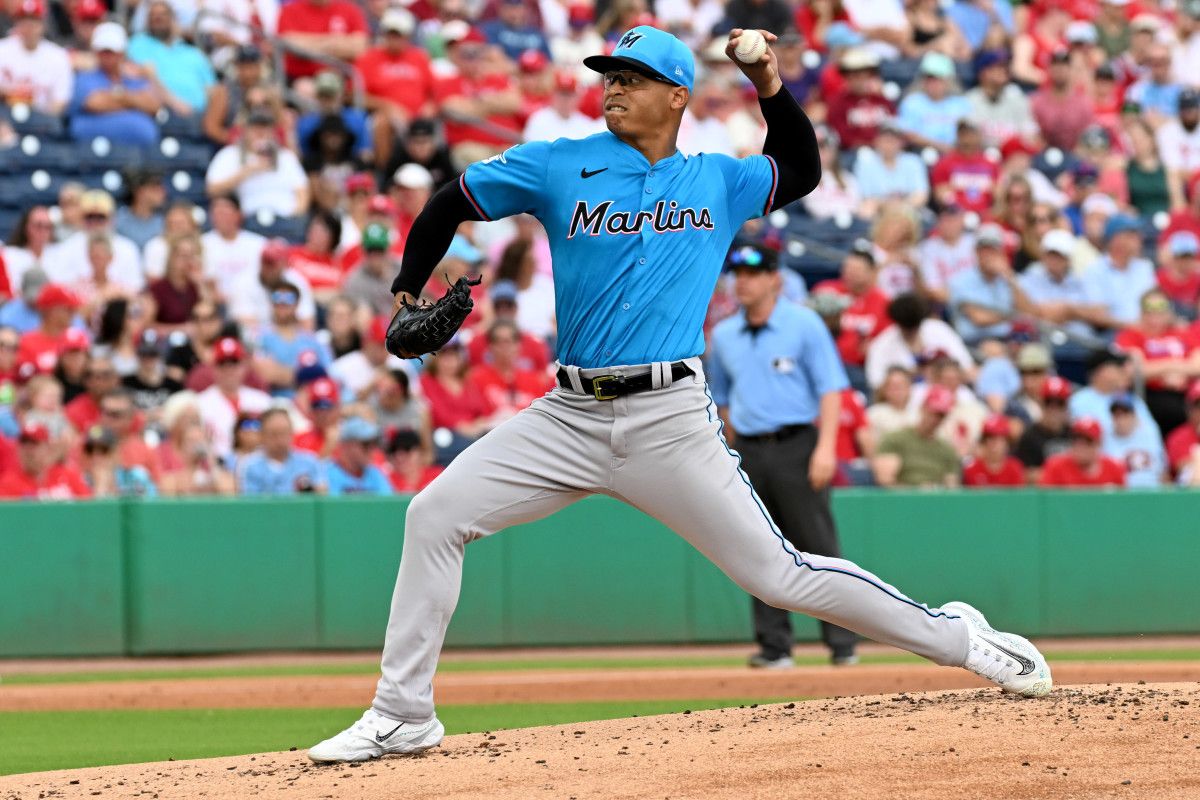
top-left (736, 425), bottom-right (857, 660)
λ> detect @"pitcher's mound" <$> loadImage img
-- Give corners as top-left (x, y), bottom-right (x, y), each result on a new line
top-left (4, 683), bottom-right (1198, 800)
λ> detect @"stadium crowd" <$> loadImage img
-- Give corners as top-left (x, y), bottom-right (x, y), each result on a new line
top-left (2, 0), bottom-right (1200, 499)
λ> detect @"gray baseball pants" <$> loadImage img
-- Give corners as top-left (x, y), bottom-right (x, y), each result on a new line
top-left (373, 359), bottom-right (970, 723)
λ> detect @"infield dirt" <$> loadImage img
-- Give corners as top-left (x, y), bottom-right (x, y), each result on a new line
top-left (1, 683), bottom-right (1196, 800)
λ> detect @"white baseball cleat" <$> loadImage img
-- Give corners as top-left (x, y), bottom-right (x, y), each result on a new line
top-left (944, 601), bottom-right (1053, 698)
top-left (308, 708), bottom-right (445, 763)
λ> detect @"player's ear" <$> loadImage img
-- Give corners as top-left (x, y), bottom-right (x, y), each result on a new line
top-left (670, 86), bottom-right (689, 111)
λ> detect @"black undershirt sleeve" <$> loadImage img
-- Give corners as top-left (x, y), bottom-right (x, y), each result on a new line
top-left (759, 86), bottom-right (822, 211)
top-left (389, 179), bottom-right (484, 297)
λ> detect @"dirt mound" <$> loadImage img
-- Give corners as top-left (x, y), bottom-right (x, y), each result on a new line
top-left (2, 683), bottom-right (1196, 800)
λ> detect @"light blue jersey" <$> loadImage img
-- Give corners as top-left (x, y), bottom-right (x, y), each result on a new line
top-left (460, 133), bottom-right (777, 367)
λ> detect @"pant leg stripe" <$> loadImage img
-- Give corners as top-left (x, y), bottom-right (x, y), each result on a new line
top-left (701, 384), bottom-right (959, 622)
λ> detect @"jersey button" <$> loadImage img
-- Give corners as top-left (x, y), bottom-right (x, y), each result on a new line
top-left (648, 170), bottom-right (655, 176)
top-left (622, 303), bottom-right (631, 310)
top-left (645, 187), bottom-right (652, 194)
top-left (638, 257), bottom-right (646, 264)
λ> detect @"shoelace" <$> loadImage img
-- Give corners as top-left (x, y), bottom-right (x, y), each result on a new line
top-left (966, 640), bottom-right (1017, 682)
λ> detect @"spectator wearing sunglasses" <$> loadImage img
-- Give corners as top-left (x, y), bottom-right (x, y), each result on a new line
top-left (237, 407), bottom-right (326, 496)
top-left (253, 282), bottom-right (331, 397)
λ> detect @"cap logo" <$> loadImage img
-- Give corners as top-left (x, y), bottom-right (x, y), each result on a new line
top-left (674, 65), bottom-right (683, 77)
top-left (618, 31), bottom-right (644, 49)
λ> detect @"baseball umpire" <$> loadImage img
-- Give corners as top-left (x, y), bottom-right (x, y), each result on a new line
top-left (707, 244), bottom-right (858, 669)
top-left (309, 26), bottom-right (1051, 763)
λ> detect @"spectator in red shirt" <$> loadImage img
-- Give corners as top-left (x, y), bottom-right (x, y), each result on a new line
top-left (1114, 288), bottom-right (1200, 434)
top-left (813, 244), bottom-right (890, 379)
top-left (467, 280), bottom-right (550, 371)
top-left (931, 120), bottom-right (1001, 216)
top-left (384, 428), bottom-right (442, 493)
top-left (1039, 416), bottom-right (1127, 487)
top-left (825, 47), bottom-right (894, 151)
top-left (467, 320), bottom-right (553, 423)
top-left (293, 376), bottom-right (340, 458)
top-left (288, 211), bottom-right (344, 304)
top-left (0, 422), bottom-right (92, 500)
top-left (835, 385), bottom-right (870, 463)
top-left (420, 340), bottom-right (495, 439)
top-left (1157, 231), bottom-right (1200, 315)
top-left (338, 194), bottom-right (406, 273)
top-left (1165, 381), bottom-right (1200, 477)
top-left (963, 415), bottom-right (1026, 487)
top-left (357, 9), bottom-right (436, 147)
top-left (1031, 49), bottom-right (1095, 151)
top-left (277, 0), bottom-right (368, 82)
top-left (65, 354), bottom-right (120, 433)
top-left (434, 22), bottom-right (524, 168)
top-left (17, 284), bottom-right (81, 371)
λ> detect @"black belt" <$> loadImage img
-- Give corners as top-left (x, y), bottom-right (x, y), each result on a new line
top-left (737, 423), bottom-right (814, 444)
top-left (556, 362), bottom-right (694, 401)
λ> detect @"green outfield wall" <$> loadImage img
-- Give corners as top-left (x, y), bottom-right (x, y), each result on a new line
top-left (1, 490), bottom-right (1197, 657)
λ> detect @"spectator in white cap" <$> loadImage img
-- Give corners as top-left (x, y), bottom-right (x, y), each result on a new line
top-left (1076, 192), bottom-right (1117, 269)
top-left (1156, 88), bottom-right (1200, 211)
top-left (1157, 231), bottom-right (1200, 318)
top-left (1018, 229), bottom-right (1103, 342)
top-left (0, 0), bottom-right (74, 116)
top-left (69, 20), bottom-right (163, 147)
top-left (390, 162), bottom-right (434, 239)
top-left (897, 52), bottom-right (970, 152)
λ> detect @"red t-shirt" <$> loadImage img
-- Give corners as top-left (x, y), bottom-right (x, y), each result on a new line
top-left (825, 92), bottom-right (895, 151)
top-left (287, 246), bottom-right (343, 291)
top-left (337, 237), bottom-right (405, 274)
top-left (793, 6), bottom-right (851, 51)
top-left (962, 456), bottom-right (1026, 487)
top-left (1156, 267), bottom-right (1200, 310)
top-left (466, 330), bottom-right (550, 372)
top-left (1114, 326), bottom-right (1194, 391)
top-left (836, 388), bottom-right (867, 461)
top-left (813, 279), bottom-right (890, 366)
top-left (931, 152), bottom-right (1000, 216)
top-left (277, 0), bottom-right (367, 79)
top-left (0, 436), bottom-right (17, 474)
top-left (387, 464), bottom-right (443, 493)
top-left (65, 393), bottom-right (101, 433)
top-left (356, 46), bottom-right (435, 118)
top-left (16, 329), bottom-right (68, 370)
top-left (0, 250), bottom-right (11, 300)
top-left (1038, 453), bottom-right (1126, 487)
top-left (434, 72), bottom-right (522, 147)
top-left (293, 428), bottom-right (326, 455)
top-left (467, 363), bottom-right (553, 416)
top-left (1165, 422), bottom-right (1200, 472)
top-left (0, 463), bottom-right (92, 500)
top-left (419, 372), bottom-right (494, 430)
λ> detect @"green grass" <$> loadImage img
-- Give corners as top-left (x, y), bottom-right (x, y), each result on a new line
top-left (2, 648), bottom-right (1198, 686)
top-left (0, 698), bottom-right (792, 777)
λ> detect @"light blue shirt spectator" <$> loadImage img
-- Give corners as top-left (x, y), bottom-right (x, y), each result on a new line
top-left (1127, 79), bottom-right (1182, 119)
top-left (852, 147), bottom-right (930, 201)
top-left (1082, 255), bottom-right (1157, 325)
top-left (127, 32), bottom-right (216, 113)
top-left (707, 298), bottom-right (849, 436)
top-left (69, 70), bottom-right (160, 148)
top-left (325, 461), bottom-right (393, 496)
top-left (114, 206), bottom-right (163, 251)
top-left (1018, 262), bottom-right (1096, 340)
top-left (975, 355), bottom-right (1020, 401)
top-left (948, 1), bottom-right (1015, 50)
top-left (897, 92), bottom-right (971, 148)
top-left (256, 327), bottom-right (331, 397)
top-left (948, 266), bottom-right (1014, 343)
top-left (0, 299), bottom-right (39, 333)
top-left (1069, 387), bottom-right (1160, 440)
top-left (238, 450), bottom-right (326, 495)
top-left (1104, 415), bottom-right (1166, 488)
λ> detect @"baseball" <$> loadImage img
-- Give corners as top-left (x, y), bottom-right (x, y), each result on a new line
top-left (734, 29), bottom-right (768, 64)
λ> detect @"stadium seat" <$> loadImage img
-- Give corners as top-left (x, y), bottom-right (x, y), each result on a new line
top-left (157, 109), bottom-right (207, 143)
top-left (77, 171), bottom-right (127, 196)
top-left (164, 170), bottom-right (210, 205)
top-left (243, 213), bottom-right (308, 243)
top-left (75, 139), bottom-right (144, 173)
top-left (1032, 149), bottom-right (1079, 183)
top-left (0, 209), bottom-right (21, 239)
top-left (0, 173), bottom-right (68, 208)
top-left (144, 140), bottom-right (215, 173)
top-left (1, 139), bottom-right (79, 174)
top-left (3, 105), bottom-right (65, 139)
top-left (880, 57), bottom-right (921, 90)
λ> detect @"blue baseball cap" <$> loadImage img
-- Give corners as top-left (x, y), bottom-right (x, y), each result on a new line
top-left (1103, 213), bottom-right (1142, 242)
top-left (340, 416), bottom-right (381, 443)
top-left (584, 26), bottom-right (694, 92)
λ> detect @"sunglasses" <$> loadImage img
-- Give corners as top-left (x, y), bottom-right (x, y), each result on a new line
top-left (238, 418), bottom-right (262, 432)
top-left (193, 313), bottom-right (220, 323)
top-left (728, 246), bottom-right (765, 267)
top-left (602, 70), bottom-right (671, 89)
top-left (84, 213), bottom-right (110, 222)
top-left (101, 406), bottom-right (129, 417)
top-left (270, 291), bottom-right (298, 305)
top-left (1032, 215), bottom-right (1055, 224)
top-left (1143, 299), bottom-right (1172, 313)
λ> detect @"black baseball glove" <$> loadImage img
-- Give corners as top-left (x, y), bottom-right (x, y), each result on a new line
top-left (385, 276), bottom-right (482, 359)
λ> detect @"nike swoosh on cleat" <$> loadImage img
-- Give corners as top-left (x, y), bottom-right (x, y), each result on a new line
top-left (580, 167), bottom-right (608, 179)
top-left (981, 636), bottom-right (1037, 676)
top-left (375, 723), bottom-right (404, 743)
